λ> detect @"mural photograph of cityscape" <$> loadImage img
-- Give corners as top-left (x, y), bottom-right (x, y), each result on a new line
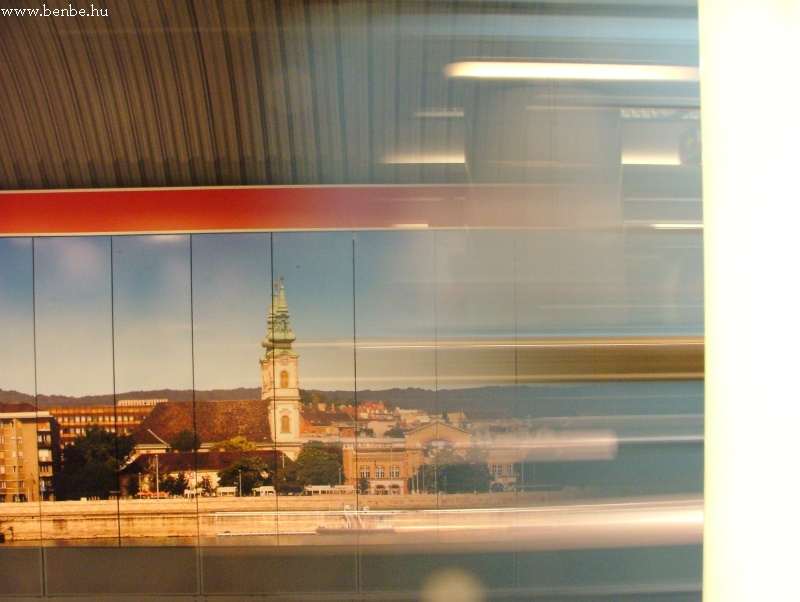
top-left (1, 228), bottom-right (703, 548)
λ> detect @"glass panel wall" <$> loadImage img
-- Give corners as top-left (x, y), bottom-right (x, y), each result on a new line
top-left (0, 238), bottom-right (38, 546)
top-left (112, 235), bottom-right (194, 544)
top-left (33, 237), bottom-right (114, 544)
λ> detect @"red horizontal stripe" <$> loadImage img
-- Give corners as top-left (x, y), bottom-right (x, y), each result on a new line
top-left (0, 185), bottom-right (612, 235)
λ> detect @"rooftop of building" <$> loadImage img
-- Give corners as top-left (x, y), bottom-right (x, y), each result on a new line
top-left (300, 409), bottom-right (355, 426)
top-left (132, 399), bottom-right (272, 446)
top-left (0, 402), bottom-right (38, 414)
top-left (124, 449), bottom-right (285, 474)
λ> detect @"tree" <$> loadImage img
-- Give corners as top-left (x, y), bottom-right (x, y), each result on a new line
top-left (295, 445), bottom-right (342, 488)
top-left (161, 472), bottom-right (189, 496)
top-left (142, 455), bottom-right (164, 494)
top-left (300, 390), bottom-right (336, 409)
top-left (199, 475), bottom-right (215, 496)
top-left (417, 449), bottom-right (493, 494)
top-left (125, 473), bottom-right (141, 498)
top-left (210, 436), bottom-right (256, 451)
top-left (303, 440), bottom-right (343, 460)
top-left (276, 461), bottom-right (302, 495)
top-left (384, 426), bottom-right (406, 438)
top-left (439, 462), bottom-right (493, 493)
top-left (217, 457), bottom-right (270, 496)
top-left (169, 430), bottom-right (201, 452)
top-left (53, 425), bottom-right (136, 500)
top-left (159, 474), bottom-right (178, 496)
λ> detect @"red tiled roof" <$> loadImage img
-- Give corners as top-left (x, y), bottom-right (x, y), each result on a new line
top-left (0, 402), bottom-right (38, 413)
top-left (132, 400), bottom-right (271, 446)
top-left (300, 409), bottom-right (354, 426)
top-left (126, 450), bottom-right (284, 474)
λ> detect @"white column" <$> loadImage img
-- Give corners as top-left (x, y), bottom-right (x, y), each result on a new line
top-left (700, 2), bottom-right (800, 600)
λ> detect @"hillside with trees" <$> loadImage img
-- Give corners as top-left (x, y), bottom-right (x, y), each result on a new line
top-left (1, 380), bottom-right (702, 417)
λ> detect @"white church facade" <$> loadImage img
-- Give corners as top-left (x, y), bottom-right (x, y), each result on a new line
top-left (260, 277), bottom-right (303, 448)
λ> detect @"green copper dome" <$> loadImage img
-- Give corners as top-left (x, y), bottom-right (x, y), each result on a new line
top-left (262, 277), bottom-right (296, 354)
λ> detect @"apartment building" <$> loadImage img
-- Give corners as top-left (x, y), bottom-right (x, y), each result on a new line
top-left (0, 403), bottom-right (59, 502)
top-left (47, 400), bottom-right (161, 447)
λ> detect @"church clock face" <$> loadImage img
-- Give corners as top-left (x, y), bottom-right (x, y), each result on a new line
top-left (279, 355), bottom-right (290, 366)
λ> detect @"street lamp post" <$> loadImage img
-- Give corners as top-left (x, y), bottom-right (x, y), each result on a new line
top-left (238, 470), bottom-right (243, 497)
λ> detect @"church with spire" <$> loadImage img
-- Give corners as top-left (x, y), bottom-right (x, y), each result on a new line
top-left (261, 276), bottom-right (302, 444)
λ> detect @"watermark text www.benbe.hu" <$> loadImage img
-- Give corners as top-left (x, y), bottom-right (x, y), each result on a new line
top-left (1, 4), bottom-right (108, 18)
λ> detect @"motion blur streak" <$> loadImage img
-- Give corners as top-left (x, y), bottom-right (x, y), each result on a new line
top-left (352, 336), bottom-right (705, 383)
top-left (354, 336), bottom-right (704, 350)
top-left (212, 496), bottom-right (703, 552)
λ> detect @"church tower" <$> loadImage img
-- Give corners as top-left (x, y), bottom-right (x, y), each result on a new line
top-left (261, 277), bottom-right (301, 442)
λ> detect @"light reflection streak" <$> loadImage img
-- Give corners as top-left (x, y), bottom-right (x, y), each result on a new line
top-left (210, 495), bottom-right (703, 550)
top-left (3, 495), bottom-right (703, 548)
top-left (445, 61), bottom-right (700, 81)
top-left (295, 336), bottom-right (704, 350)
top-left (351, 336), bottom-right (704, 350)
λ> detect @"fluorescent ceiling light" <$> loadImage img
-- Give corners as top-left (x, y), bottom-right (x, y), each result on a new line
top-left (624, 221), bottom-right (704, 231)
top-left (652, 223), bottom-right (704, 230)
top-left (382, 153), bottom-right (466, 164)
top-left (414, 108), bottom-right (465, 118)
top-left (621, 151), bottom-right (682, 166)
top-left (392, 223), bottom-right (429, 229)
top-left (445, 61), bottom-right (699, 82)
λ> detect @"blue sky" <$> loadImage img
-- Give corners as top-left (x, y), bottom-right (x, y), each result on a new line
top-left (0, 238), bottom-right (37, 395)
top-left (0, 230), bottom-right (703, 397)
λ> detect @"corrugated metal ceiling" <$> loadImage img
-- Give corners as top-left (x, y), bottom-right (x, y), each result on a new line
top-left (0, 1), bottom-right (699, 191)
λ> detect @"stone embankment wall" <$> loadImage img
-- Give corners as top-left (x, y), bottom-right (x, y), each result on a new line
top-left (1, 490), bottom-right (582, 543)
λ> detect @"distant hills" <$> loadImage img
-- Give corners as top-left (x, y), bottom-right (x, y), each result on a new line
top-left (0, 388), bottom-right (261, 407)
top-left (313, 383), bottom-right (703, 417)
top-left (1, 381), bottom-right (703, 418)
